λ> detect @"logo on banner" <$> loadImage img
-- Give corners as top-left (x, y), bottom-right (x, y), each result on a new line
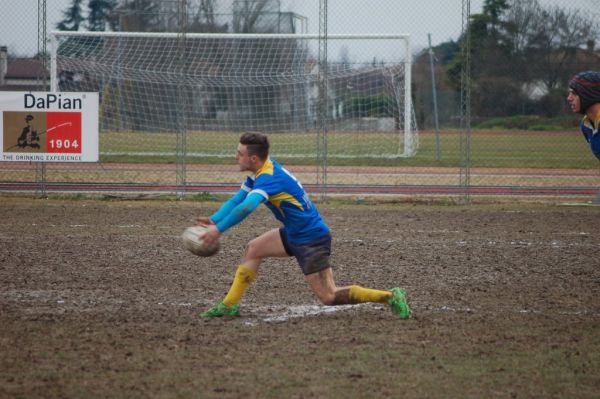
top-left (3, 111), bottom-right (82, 153)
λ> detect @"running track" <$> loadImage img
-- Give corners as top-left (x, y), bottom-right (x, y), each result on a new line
top-left (1, 163), bottom-right (598, 198)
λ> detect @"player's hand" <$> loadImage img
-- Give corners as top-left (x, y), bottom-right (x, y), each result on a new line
top-left (197, 217), bottom-right (215, 227)
top-left (202, 224), bottom-right (221, 247)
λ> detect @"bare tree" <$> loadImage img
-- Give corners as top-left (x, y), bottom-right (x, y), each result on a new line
top-left (188, 0), bottom-right (229, 33)
top-left (502, 0), bottom-right (538, 54)
top-left (527, 6), bottom-right (597, 89)
top-left (232, 0), bottom-right (280, 33)
top-left (115, 0), bottom-right (160, 32)
top-left (502, 0), bottom-right (598, 90)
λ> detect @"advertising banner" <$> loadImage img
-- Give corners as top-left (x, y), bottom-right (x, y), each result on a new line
top-left (1, 92), bottom-right (99, 162)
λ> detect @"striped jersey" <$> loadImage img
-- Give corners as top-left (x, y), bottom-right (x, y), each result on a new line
top-left (241, 158), bottom-right (330, 244)
top-left (580, 113), bottom-right (600, 160)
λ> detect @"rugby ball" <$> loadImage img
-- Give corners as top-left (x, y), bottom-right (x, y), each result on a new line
top-left (181, 226), bottom-right (220, 257)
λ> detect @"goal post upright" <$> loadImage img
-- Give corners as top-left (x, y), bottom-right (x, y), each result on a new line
top-left (403, 36), bottom-right (413, 157)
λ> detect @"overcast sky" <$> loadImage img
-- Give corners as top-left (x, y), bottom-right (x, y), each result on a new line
top-left (1, 0), bottom-right (596, 58)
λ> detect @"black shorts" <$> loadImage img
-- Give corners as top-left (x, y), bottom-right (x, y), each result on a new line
top-left (279, 228), bottom-right (332, 275)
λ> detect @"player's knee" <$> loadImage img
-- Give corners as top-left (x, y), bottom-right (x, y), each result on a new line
top-left (321, 297), bottom-right (336, 306)
top-left (244, 238), bottom-right (262, 259)
top-left (316, 291), bottom-right (336, 306)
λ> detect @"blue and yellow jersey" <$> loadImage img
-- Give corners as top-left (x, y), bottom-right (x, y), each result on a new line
top-left (241, 158), bottom-right (330, 244)
top-left (580, 111), bottom-right (600, 160)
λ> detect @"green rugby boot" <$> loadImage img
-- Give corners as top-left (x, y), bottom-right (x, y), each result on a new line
top-left (200, 302), bottom-right (240, 318)
top-left (388, 287), bottom-right (411, 319)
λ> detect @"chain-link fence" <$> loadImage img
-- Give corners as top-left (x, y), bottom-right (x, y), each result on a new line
top-left (1, 0), bottom-right (599, 201)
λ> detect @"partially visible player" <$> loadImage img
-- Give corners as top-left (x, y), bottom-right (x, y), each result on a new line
top-left (567, 71), bottom-right (600, 161)
top-left (196, 132), bottom-right (411, 319)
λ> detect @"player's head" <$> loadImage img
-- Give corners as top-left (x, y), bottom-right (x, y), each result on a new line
top-left (239, 132), bottom-right (269, 160)
top-left (237, 132), bottom-right (269, 172)
top-left (25, 114), bottom-right (34, 122)
top-left (568, 71), bottom-right (600, 114)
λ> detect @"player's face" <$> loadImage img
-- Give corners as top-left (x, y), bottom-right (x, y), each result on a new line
top-left (567, 89), bottom-right (581, 113)
top-left (236, 144), bottom-right (254, 171)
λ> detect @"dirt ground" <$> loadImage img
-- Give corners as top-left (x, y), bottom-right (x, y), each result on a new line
top-left (1, 197), bottom-right (599, 399)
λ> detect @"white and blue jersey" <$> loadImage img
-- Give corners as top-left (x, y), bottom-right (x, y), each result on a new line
top-left (210, 158), bottom-right (330, 245)
top-left (580, 114), bottom-right (600, 161)
top-left (241, 159), bottom-right (329, 244)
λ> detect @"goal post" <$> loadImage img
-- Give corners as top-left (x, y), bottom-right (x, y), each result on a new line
top-left (50, 31), bottom-right (417, 160)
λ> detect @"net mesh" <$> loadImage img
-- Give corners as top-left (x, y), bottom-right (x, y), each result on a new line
top-left (54, 32), bottom-right (417, 159)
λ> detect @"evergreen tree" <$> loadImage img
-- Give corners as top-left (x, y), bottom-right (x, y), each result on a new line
top-left (87, 0), bottom-right (118, 31)
top-left (56, 0), bottom-right (85, 31)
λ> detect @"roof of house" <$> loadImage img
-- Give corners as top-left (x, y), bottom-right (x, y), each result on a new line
top-left (5, 58), bottom-right (49, 79)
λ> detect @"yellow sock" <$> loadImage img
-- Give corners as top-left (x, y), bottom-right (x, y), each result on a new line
top-left (222, 265), bottom-right (257, 306)
top-left (348, 285), bottom-right (391, 304)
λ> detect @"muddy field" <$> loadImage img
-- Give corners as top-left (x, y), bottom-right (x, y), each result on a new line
top-left (1, 197), bottom-right (599, 398)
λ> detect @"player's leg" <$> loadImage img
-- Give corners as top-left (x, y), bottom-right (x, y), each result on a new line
top-left (304, 267), bottom-right (388, 305)
top-left (304, 267), bottom-right (346, 305)
top-left (222, 228), bottom-right (288, 305)
top-left (286, 233), bottom-right (387, 306)
top-left (201, 228), bottom-right (288, 318)
top-left (305, 269), bottom-right (411, 318)
top-left (296, 234), bottom-right (411, 318)
top-left (240, 227), bottom-right (289, 273)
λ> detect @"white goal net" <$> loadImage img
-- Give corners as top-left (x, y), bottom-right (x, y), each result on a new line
top-left (51, 31), bottom-right (417, 160)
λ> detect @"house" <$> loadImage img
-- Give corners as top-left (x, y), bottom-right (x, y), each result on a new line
top-left (0, 46), bottom-right (50, 91)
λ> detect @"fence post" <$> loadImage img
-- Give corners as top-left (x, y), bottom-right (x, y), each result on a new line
top-left (459, 0), bottom-right (471, 204)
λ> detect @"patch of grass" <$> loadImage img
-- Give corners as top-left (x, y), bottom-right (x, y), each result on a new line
top-left (476, 115), bottom-right (580, 131)
top-left (188, 192), bottom-right (222, 202)
top-left (97, 128), bottom-right (597, 169)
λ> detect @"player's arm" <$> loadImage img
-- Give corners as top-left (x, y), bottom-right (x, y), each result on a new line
top-left (214, 192), bottom-right (265, 233)
top-left (199, 189), bottom-right (248, 226)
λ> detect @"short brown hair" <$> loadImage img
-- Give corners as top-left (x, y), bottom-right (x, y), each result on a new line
top-left (240, 132), bottom-right (269, 160)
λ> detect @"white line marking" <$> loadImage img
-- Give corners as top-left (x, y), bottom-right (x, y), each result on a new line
top-left (258, 304), bottom-right (367, 322)
top-left (3, 292), bottom-right (600, 320)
